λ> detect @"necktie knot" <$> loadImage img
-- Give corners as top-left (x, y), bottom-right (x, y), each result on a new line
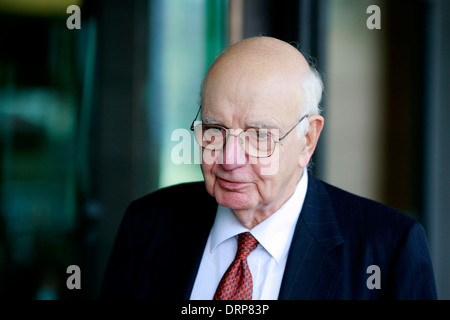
top-left (236, 232), bottom-right (259, 260)
top-left (213, 232), bottom-right (259, 300)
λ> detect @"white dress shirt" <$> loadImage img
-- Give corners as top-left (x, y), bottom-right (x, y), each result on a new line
top-left (190, 168), bottom-right (308, 300)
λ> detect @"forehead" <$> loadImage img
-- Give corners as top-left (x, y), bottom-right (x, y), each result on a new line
top-left (201, 54), bottom-right (305, 125)
top-left (201, 76), bottom-right (302, 128)
top-left (202, 104), bottom-right (284, 129)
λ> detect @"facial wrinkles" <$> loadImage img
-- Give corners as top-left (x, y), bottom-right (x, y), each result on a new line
top-left (204, 76), bottom-right (301, 185)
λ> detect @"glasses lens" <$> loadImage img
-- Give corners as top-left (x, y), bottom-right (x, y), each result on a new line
top-left (194, 125), bottom-right (225, 150)
top-left (241, 129), bottom-right (275, 158)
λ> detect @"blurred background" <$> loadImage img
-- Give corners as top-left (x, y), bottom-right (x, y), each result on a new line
top-left (0, 0), bottom-right (448, 300)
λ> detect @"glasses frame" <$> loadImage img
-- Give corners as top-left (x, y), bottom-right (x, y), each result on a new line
top-left (189, 106), bottom-right (309, 158)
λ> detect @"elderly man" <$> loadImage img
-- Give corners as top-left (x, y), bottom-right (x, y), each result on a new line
top-left (101, 37), bottom-right (437, 300)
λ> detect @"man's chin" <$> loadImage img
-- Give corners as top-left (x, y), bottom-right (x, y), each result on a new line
top-left (214, 187), bottom-right (257, 211)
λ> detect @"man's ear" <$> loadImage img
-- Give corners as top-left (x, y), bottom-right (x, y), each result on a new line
top-left (298, 115), bottom-right (324, 168)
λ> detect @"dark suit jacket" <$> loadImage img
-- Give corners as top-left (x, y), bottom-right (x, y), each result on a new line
top-left (100, 171), bottom-right (437, 299)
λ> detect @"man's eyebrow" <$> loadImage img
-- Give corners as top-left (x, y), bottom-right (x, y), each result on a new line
top-left (246, 121), bottom-right (279, 129)
top-left (201, 116), bottom-right (279, 129)
top-left (201, 116), bottom-right (223, 125)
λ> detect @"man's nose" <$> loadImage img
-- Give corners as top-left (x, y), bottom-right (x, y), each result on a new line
top-left (220, 134), bottom-right (247, 170)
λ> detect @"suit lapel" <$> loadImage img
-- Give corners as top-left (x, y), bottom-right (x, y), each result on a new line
top-left (278, 172), bottom-right (344, 299)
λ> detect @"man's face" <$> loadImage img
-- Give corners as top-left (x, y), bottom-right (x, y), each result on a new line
top-left (200, 62), bottom-right (307, 215)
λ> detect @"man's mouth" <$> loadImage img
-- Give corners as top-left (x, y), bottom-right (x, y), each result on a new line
top-left (217, 177), bottom-right (249, 190)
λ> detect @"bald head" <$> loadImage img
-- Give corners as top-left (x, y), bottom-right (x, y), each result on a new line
top-left (201, 36), bottom-right (323, 124)
top-left (206, 36), bottom-right (310, 78)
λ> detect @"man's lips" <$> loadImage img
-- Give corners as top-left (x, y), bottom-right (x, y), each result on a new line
top-left (217, 177), bottom-right (249, 190)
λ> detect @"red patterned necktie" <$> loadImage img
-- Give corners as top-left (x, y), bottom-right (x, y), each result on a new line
top-left (213, 232), bottom-right (259, 300)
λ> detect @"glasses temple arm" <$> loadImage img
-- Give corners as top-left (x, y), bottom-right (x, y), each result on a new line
top-left (190, 106), bottom-right (202, 131)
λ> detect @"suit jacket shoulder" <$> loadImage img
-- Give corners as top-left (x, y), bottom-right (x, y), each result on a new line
top-left (321, 179), bottom-right (417, 238)
top-left (100, 181), bottom-right (217, 299)
top-left (125, 181), bottom-right (214, 231)
top-left (291, 175), bottom-right (437, 299)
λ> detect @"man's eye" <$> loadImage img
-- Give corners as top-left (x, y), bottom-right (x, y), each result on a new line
top-left (256, 130), bottom-right (270, 139)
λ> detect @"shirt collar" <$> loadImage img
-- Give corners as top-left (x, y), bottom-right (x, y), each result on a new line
top-left (210, 168), bottom-right (308, 264)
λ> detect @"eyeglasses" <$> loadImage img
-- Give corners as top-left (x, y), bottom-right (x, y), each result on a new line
top-left (189, 107), bottom-right (309, 158)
